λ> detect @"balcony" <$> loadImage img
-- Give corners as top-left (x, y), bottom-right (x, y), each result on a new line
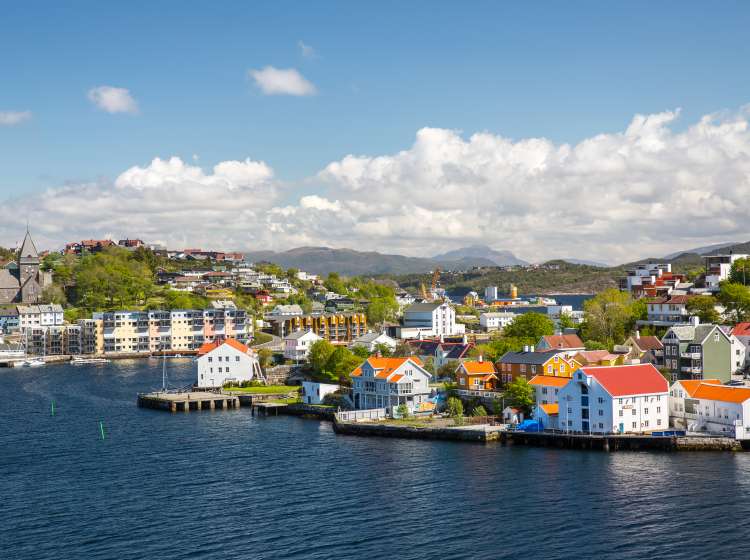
top-left (681, 366), bottom-right (702, 374)
top-left (681, 352), bottom-right (701, 360)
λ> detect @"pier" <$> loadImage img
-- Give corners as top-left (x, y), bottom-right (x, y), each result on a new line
top-left (137, 391), bottom-right (240, 412)
top-left (251, 402), bottom-right (288, 416)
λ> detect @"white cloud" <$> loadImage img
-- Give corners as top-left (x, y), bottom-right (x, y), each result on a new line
top-left (298, 40), bottom-right (315, 58)
top-left (249, 66), bottom-right (316, 96)
top-left (87, 86), bottom-right (139, 114)
top-left (3, 106), bottom-right (750, 264)
top-left (0, 110), bottom-right (32, 126)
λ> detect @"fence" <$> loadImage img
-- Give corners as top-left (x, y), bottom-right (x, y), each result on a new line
top-left (457, 389), bottom-right (504, 399)
top-left (335, 408), bottom-right (387, 422)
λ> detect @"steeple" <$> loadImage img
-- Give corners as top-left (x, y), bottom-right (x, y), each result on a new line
top-left (18, 229), bottom-right (39, 264)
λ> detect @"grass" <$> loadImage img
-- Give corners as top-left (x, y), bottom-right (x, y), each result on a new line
top-left (267, 397), bottom-right (303, 404)
top-left (224, 385), bottom-right (299, 394)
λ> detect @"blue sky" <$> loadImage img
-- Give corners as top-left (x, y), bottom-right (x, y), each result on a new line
top-left (2, 2), bottom-right (750, 262)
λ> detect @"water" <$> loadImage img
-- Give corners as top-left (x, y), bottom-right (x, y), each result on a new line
top-left (3, 360), bottom-right (750, 559)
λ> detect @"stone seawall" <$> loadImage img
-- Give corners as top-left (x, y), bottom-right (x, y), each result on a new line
top-left (503, 431), bottom-right (743, 452)
top-left (333, 420), bottom-right (502, 442)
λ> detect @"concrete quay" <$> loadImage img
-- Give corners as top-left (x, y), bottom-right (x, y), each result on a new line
top-left (332, 419), bottom-right (505, 442)
top-left (137, 391), bottom-right (240, 412)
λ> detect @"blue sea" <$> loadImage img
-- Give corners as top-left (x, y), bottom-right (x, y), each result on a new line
top-left (2, 359), bottom-right (750, 559)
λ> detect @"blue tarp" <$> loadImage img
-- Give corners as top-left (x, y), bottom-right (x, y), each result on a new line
top-left (516, 419), bottom-right (544, 432)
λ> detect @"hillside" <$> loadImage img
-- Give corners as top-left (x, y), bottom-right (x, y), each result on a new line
top-left (432, 245), bottom-right (528, 266)
top-left (244, 247), bottom-right (496, 276)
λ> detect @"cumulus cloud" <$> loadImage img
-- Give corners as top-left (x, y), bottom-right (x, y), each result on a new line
top-left (298, 40), bottom-right (315, 58)
top-left (249, 66), bottom-right (316, 96)
top-left (0, 110), bottom-right (32, 125)
top-left (3, 107), bottom-right (750, 264)
top-left (87, 86), bottom-right (139, 114)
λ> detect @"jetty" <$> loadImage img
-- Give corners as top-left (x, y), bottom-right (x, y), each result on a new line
top-left (137, 391), bottom-right (240, 412)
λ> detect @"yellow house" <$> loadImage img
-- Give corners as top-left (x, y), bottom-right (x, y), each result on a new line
top-left (570, 350), bottom-right (624, 369)
top-left (497, 350), bottom-right (576, 382)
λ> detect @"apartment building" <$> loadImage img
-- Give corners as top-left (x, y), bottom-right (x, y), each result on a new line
top-left (662, 321), bottom-right (739, 383)
top-left (270, 312), bottom-right (367, 343)
top-left (704, 253), bottom-right (749, 292)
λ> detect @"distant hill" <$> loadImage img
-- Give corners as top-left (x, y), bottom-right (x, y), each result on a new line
top-left (432, 245), bottom-right (528, 267)
top-left (561, 258), bottom-right (609, 268)
top-left (244, 246), bottom-right (496, 276)
top-left (663, 241), bottom-right (740, 259)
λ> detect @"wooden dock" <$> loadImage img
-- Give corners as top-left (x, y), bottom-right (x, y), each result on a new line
top-left (137, 391), bottom-right (240, 412)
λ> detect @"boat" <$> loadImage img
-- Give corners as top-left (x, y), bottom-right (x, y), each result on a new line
top-left (71, 356), bottom-right (110, 365)
top-left (19, 358), bottom-right (45, 367)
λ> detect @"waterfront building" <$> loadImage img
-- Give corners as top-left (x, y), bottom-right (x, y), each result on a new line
top-left (17, 304), bottom-right (64, 329)
top-left (661, 320), bottom-right (739, 383)
top-left (535, 333), bottom-right (585, 357)
top-left (350, 356), bottom-right (432, 411)
top-left (732, 323), bottom-right (750, 368)
top-left (196, 338), bottom-right (263, 388)
top-left (0, 230), bottom-right (50, 304)
top-left (270, 312), bottom-right (367, 343)
top-left (0, 307), bottom-right (19, 333)
top-left (284, 329), bottom-right (322, 361)
top-left (398, 302), bottom-right (465, 339)
top-left (479, 311), bottom-right (516, 332)
top-left (456, 358), bottom-right (499, 393)
top-left (622, 333), bottom-right (664, 367)
top-left (670, 381), bottom-right (750, 438)
top-left (530, 374), bottom-right (572, 407)
top-left (557, 364), bottom-right (669, 434)
top-left (301, 381), bottom-right (339, 405)
top-left (498, 349), bottom-right (574, 383)
top-left (668, 379), bottom-right (721, 429)
top-left (350, 331), bottom-right (397, 353)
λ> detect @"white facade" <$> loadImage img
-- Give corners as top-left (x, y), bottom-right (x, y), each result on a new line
top-left (402, 302), bottom-right (465, 337)
top-left (557, 366), bottom-right (669, 434)
top-left (351, 332), bottom-right (398, 352)
top-left (705, 254), bottom-right (749, 292)
top-left (479, 312), bottom-right (516, 332)
top-left (283, 330), bottom-right (322, 361)
top-left (731, 334), bottom-right (747, 372)
top-left (17, 304), bottom-right (64, 329)
top-left (302, 381), bottom-right (339, 405)
top-left (669, 381), bottom-right (750, 438)
top-left (351, 357), bottom-right (432, 411)
top-left (197, 341), bottom-right (263, 388)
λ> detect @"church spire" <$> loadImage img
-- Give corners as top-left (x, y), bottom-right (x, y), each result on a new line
top-left (19, 229), bottom-right (39, 263)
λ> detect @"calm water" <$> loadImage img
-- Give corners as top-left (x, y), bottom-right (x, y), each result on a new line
top-left (3, 360), bottom-right (750, 559)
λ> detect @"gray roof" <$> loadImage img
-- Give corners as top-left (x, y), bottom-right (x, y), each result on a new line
top-left (0, 269), bottom-right (19, 290)
top-left (667, 324), bottom-right (721, 343)
top-left (499, 350), bottom-right (565, 365)
top-left (354, 332), bottom-right (390, 344)
top-left (405, 302), bottom-right (443, 312)
top-left (285, 329), bottom-right (320, 340)
top-left (18, 230), bottom-right (38, 261)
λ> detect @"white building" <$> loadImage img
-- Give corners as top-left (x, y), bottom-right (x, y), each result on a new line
top-left (400, 302), bottom-right (465, 339)
top-left (301, 381), bottom-right (339, 405)
top-left (484, 286), bottom-right (499, 302)
top-left (196, 338), bottom-right (263, 388)
top-left (705, 253), bottom-right (749, 292)
top-left (479, 312), bottom-right (516, 332)
top-left (557, 364), bottom-right (669, 434)
top-left (350, 331), bottom-right (398, 353)
top-left (350, 356), bottom-right (432, 411)
top-left (668, 379), bottom-right (721, 429)
top-left (283, 329), bottom-right (322, 361)
top-left (670, 380), bottom-right (750, 438)
top-left (732, 323), bottom-right (750, 368)
top-left (17, 304), bottom-right (64, 330)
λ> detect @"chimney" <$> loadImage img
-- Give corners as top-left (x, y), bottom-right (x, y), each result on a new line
top-left (691, 315), bottom-right (700, 327)
top-left (530, 345), bottom-right (535, 352)
top-left (635, 330), bottom-right (640, 339)
top-left (478, 355), bottom-right (483, 363)
top-left (523, 345), bottom-right (529, 352)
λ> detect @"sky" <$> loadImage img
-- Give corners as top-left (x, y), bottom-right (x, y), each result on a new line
top-left (2, 1), bottom-right (750, 265)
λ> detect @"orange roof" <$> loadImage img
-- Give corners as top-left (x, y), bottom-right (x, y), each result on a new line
top-left (461, 360), bottom-right (496, 375)
top-left (197, 338), bottom-right (249, 356)
top-left (351, 357), bottom-right (423, 380)
top-left (540, 403), bottom-right (559, 415)
top-left (692, 383), bottom-right (750, 404)
top-left (677, 379), bottom-right (721, 397)
top-left (528, 375), bottom-right (570, 388)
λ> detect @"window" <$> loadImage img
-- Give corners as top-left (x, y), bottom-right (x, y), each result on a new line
top-left (208, 357), bottom-right (212, 362)
top-left (619, 409), bottom-right (623, 417)
top-left (236, 356), bottom-right (240, 361)
top-left (547, 365), bottom-right (553, 374)
top-left (632, 422), bottom-right (637, 429)
top-left (598, 409), bottom-right (603, 416)
top-left (598, 397), bottom-right (604, 404)
top-left (657, 407), bottom-right (661, 413)
top-left (657, 419), bottom-right (662, 426)
top-left (561, 364), bottom-right (566, 372)
top-left (645, 408), bottom-right (649, 415)
top-left (644, 420), bottom-right (649, 427)
top-left (632, 409), bottom-right (636, 415)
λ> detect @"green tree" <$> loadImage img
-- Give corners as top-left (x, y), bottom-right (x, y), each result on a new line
top-left (584, 339), bottom-right (608, 350)
top-left (40, 285), bottom-right (67, 305)
top-left (351, 345), bottom-right (370, 359)
top-left (257, 348), bottom-right (274, 369)
top-left (73, 248), bottom-right (155, 310)
top-left (717, 282), bottom-right (750, 323)
top-left (396, 404), bottom-right (410, 419)
top-left (730, 257), bottom-right (750, 286)
top-left (581, 288), bottom-right (638, 347)
top-left (324, 272), bottom-right (347, 295)
top-left (558, 312), bottom-right (577, 330)
top-left (472, 405), bottom-right (488, 417)
top-left (393, 341), bottom-right (413, 357)
top-left (436, 360), bottom-right (459, 381)
top-left (367, 296), bottom-right (399, 325)
top-left (323, 346), bottom-right (361, 384)
top-left (686, 295), bottom-right (720, 324)
top-left (309, 339), bottom-right (336, 373)
top-left (373, 342), bottom-right (393, 357)
top-left (505, 377), bottom-right (534, 414)
top-left (503, 312), bottom-right (555, 341)
top-left (447, 397), bottom-right (464, 419)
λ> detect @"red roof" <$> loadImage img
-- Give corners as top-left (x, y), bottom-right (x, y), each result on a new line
top-left (197, 338), bottom-right (249, 356)
top-left (582, 364), bottom-right (668, 397)
top-left (648, 295), bottom-right (689, 304)
top-left (541, 334), bottom-right (584, 350)
top-left (632, 335), bottom-right (663, 351)
top-left (732, 323), bottom-right (750, 337)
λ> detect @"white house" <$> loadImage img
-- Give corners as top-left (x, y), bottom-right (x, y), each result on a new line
top-left (350, 331), bottom-right (398, 353)
top-left (17, 304), bottom-right (64, 329)
top-left (670, 381), bottom-right (750, 438)
top-left (283, 329), bottom-right (322, 361)
top-left (350, 356), bottom-right (432, 411)
top-left (704, 253), bottom-right (749, 292)
top-left (668, 378), bottom-right (721, 429)
top-left (301, 381), bottom-right (340, 405)
top-left (196, 338), bottom-right (263, 388)
top-left (557, 364), bottom-right (669, 434)
top-left (479, 312), bottom-right (516, 332)
top-left (400, 301), bottom-right (465, 339)
top-left (732, 323), bottom-right (750, 368)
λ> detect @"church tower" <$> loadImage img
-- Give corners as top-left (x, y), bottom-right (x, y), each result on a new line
top-left (18, 229), bottom-right (41, 303)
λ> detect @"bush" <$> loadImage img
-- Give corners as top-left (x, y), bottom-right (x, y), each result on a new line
top-left (396, 404), bottom-right (410, 419)
top-left (472, 405), bottom-right (488, 417)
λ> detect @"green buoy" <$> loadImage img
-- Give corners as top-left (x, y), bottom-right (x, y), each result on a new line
top-left (99, 421), bottom-right (106, 440)
top-left (51, 401), bottom-right (55, 416)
